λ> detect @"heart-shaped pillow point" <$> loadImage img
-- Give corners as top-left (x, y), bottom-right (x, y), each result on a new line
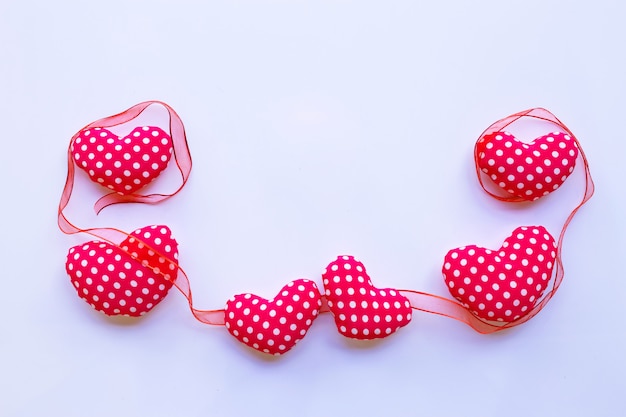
top-left (442, 226), bottom-right (557, 322)
top-left (224, 279), bottom-right (322, 355)
top-left (323, 256), bottom-right (412, 340)
top-left (476, 131), bottom-right (578, 201)
top-left (66, 225), bottom-right (179, 317)
top-left (71, 126), bottom-right (173, 194)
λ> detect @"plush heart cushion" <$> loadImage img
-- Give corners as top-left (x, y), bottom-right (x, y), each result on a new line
top-left (323, 256), bottom-right (412, 340)
top-left (71, 126), bottom-right (173, 194)
top-left (476, 131), bottom-right (578, 200)
top-left (66, 225), bottom-right (178, 316)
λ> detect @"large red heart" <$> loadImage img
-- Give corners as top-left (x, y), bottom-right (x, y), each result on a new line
top-left (71, 126), bottom-right (173, 194)
top-left (442, 226), bottom-right (556, 322)
top-left (476, 131), bottom-right (578, 201)
top-left (323, 256), bottom-right (412, 340)
top-left (66, 225), bottom-right (179, 317)
top-left (224, 279), bottom-right (322, 355)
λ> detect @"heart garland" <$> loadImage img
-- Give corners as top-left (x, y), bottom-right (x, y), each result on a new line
top-left (59, 105), bottom-right (594, 357)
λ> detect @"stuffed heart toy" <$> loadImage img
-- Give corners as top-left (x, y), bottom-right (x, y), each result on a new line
top-left (224, 279), bottom-right (322, 355)
top-left (66, 225), bottom-right (179, 317)
top-left (323, 256), bottom-right (412, 340)
top-left (71, 126), bottom-right (173, 194)
top-left (223, 256), bottom-right (413, 355)
top-left (442, 226), bottom-right (556, 322)
top-left (476, 131), bottom-right (578, 201)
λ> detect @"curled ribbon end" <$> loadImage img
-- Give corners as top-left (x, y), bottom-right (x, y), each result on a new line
top-left (93, 192), bottom-right (130, 215)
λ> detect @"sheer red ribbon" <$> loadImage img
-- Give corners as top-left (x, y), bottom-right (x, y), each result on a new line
top-left (58, 101), bottom-right (225, 326)
top-left (399, 108), bottom-right (594, 333)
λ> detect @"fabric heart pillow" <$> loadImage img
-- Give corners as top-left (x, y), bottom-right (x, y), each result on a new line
top-left (323, 256), bottom-right (412, 340)
top-left (442, 226), bottom-right (557, 322)
top-left (224, 279), bottom-right (323, 355)
top-left (223, 256), bottom-right (413, 355)
top-left (71, 126), bottom-right (173, 194)
top-left (476, 131), bottom-right (578, 201)
top-left (66, 225), bottom-right (179, 316)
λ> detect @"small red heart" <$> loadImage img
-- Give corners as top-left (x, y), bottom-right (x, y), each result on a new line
top-left (323, 256), bottom-right (412, 340)
top-left (71, 126), bottom-right (173, 194)
top-left (224, 279), bottom-right (322, 355)
top-left (476, 131), bottom-right (578, 201)
top-left (442, 226), bottom-right (556, 322)
top-left (66, 225), bottom-right (179, 317)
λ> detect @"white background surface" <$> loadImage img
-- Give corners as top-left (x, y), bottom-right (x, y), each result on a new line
top-left (1, 1), bottom-right (624, 416)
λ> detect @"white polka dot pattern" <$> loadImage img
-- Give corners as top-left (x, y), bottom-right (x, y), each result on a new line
top-left (224, 279), bottom-right (322, 355)
top-left (477, 131), bottom-right (578, 201)
top-left (442, 226), bottom-right (556, 322)
top-left (71, 126), bottom-right (173, 194)
top-left (323, 256), bottom-right (412, 340)
top-left (66, 225), bottom-right (179, 317)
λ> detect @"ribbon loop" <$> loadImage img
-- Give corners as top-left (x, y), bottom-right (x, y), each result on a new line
top-left (59, 105), bottom-right (594, 338)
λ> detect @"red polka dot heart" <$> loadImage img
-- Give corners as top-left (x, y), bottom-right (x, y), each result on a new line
top-left (72, 126), bottom-right (173, 194)
top-left (443, 226), bottom-right (556, 322)
top-left (476, 131), bottom-right (578, 201)
top-left (66, 225), bottom-right (179, 317)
